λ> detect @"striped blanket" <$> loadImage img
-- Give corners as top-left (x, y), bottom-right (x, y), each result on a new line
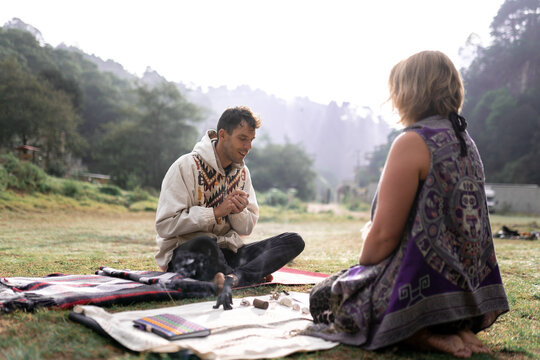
top-left (0, 267), bottom-right (216, 313)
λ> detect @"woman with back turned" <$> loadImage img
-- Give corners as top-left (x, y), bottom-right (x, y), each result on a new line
top-left (305, 51), bottom-right (509, 358)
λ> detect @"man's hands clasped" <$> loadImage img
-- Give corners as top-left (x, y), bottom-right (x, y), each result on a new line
top-left (213, 190), bottom-right (249, 220)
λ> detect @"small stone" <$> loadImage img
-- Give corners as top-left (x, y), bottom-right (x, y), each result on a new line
top-left (279, 297), bottom-right (293, 307)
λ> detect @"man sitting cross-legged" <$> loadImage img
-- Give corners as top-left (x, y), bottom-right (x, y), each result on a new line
top-left (155, 106), bottom-right (305, 309)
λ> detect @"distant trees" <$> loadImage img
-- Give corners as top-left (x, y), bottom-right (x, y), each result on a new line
top-left (98, 83), bottom-right (202, 189)
top-left (0, 57), bottom-right (85, 174)
top-left (0, 57), bottom-right (43, 146)
top-left (76, 70), bottom-right (133, 169)
top-left (354, 0), bottom-right (540, 187)
top-left (355, 129), bottom-right (400, 187)
top-left (0, 26), bottom-right (202, 189)
top-left (0, 24), bottom-right (323, 196)
top-left (247, 141), bottom-right (316, 200)
top-left (491, 0), bottom-right (539, 45)
top-left (360, 0), bottom-right (540, 187)
top-left (463, 0), bottom-right (540, 184)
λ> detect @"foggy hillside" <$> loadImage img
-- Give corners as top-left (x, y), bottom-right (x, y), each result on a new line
top-left (5, 17), bottom-right (391, 187)
top-left (138, 68), bottom-right (391, 186)
top-left (185, 85), bottom-right (391, 187)
top-left (80, 52), bottom-right (391, 187)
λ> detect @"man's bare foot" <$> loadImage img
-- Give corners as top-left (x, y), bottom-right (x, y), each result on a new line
top-left (213, 272), bottom-right (225, 294)
top-left (458, 329), bottom-right (490, 354)
top-left (406, 329), bottom-right (472, 358)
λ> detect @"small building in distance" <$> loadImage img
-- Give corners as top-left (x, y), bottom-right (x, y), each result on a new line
top-left (15, 145), bottom-right (40, 163)
top-left (486, 183), bottom-right (540, 215)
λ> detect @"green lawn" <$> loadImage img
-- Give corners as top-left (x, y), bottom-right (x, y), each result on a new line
top-left (0, 195), bottom-right (538, 360)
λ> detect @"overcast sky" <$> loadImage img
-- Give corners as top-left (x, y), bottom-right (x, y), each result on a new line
top-left (2, 0), bottom-right (505, 119)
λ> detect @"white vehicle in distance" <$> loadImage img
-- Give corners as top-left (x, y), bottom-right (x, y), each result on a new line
top-left (485, 185), bottom-right (496, 213)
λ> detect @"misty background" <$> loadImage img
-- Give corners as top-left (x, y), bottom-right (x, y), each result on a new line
top-left (0, 0), bottom-right (538, 208)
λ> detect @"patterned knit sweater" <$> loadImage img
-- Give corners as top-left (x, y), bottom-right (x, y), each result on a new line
top-left (154, 130), bottom-right (259, 270)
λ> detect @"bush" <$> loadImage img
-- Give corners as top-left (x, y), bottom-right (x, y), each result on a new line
top-left (263, 188), bottom-right (290, 207)
top-left (345, 198), bottom-right (370, 212)
top-left (261, 188), bottom-right (306, 210)
top-left (62, 180), bottom-right (83, 198)
top-left (99, 185), bottom-right (122, 196)
top-left (287, 197), bottom-right (307, 212)
top-left (0, 166), bottom-right (8, 192)
top-left (127, 186), bottom-right (150, 203)
top-left (38, 180), bottom-right (53, 194)
top-left (0, 154), bottom-right (47, 192)
top-left (40, 177), bottom-right (62, 194)
top-left (129, 200), bottom-right (157, 212)
top-left (46, 160), bottom-right (66, 177)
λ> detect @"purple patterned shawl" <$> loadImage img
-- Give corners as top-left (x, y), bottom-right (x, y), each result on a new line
top-left (305, 116), bottom-right (509, 349)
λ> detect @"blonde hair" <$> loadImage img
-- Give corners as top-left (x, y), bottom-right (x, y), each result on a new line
top-left (388, 51), bottom-right (464, 127)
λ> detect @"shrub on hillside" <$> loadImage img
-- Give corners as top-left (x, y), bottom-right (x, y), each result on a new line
top-left (127, 186), bottom-right (150, 203)
top-left (263, 188), bottom-right (289, 207)
top-left (287, 197), bottom-right (307, 212)
top-left (129, 200), bottom-right (157, 212)
top-left (99, 185), bottom-right (122, 196)
top-left (41, 176), bottom-right (63, 195)
top-left (0, 154), bottom-right (47, 192)
top-left (345, 198), bottom-right (370, 212)
top-left (262, 188), bottom-right (306, 210)
top-left (62, 180), bottom-right (83, 198)
top-left (0, 166), bottom-right (8, 192)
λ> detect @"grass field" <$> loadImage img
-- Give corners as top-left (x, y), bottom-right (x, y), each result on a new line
top-left (0, 193), bottom-right (539, 360)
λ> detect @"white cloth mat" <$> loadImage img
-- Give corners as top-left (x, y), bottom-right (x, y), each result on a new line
top-left (74, 292), bottom-right (338, 359)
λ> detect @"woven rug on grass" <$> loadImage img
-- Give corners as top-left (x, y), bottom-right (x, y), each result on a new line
top-left (236, 267), bottom-right (329, 289)
top-left (69, 291), bottom-right (338, 359)
top-left (0, 267), bottom-right (215, 313)
top-left (267, 267), bottom-right (329, 284)
top-left (0, 267), bottom-right (328, 313)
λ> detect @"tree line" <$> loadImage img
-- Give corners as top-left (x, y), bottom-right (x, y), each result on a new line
top-left (0, 26), bottom-right (316, 199)
top-left (3, 0), bottom-right (537, 203)
top-left (462, 0), bottom-right (539, 185)
top-left (360, 0), bottom-right (540, 186)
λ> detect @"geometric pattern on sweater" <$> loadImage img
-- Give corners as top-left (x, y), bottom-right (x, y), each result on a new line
top-left (193, 153), bottom-right (246, 208)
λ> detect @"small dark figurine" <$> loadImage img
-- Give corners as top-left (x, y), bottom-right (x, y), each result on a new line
top-left (213, 275), bottom-right (234, 310)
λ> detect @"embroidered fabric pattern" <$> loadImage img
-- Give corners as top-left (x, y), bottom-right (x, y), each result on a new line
top-left (304, 118), bottom-right (509, 350)
top-left (413, 129), bottom-right (495, 291)
top-left (193, 154), bottom-right (246, 208)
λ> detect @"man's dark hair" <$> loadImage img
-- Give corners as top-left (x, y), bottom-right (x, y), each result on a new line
top-left (217, 106), bottom-right (261, 134)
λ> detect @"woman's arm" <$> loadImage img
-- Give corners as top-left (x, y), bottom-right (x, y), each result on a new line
top-left (359, 131), bottom-right (430, 265)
